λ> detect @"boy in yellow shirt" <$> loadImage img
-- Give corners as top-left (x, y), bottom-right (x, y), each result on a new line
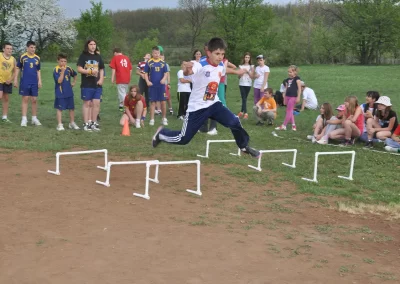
top-left (0, 42), bottom-right (16, 122)
top-left (253, 87), bottom-right (277, 125)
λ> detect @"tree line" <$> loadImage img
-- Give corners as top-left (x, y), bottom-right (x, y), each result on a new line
top-left (1, 0), bottom-right (400, 65)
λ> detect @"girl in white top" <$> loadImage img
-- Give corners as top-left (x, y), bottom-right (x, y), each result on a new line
top-left (252, 55), bottom-right (270, 105)
top-left (238, 52), bottom-right (254, 119)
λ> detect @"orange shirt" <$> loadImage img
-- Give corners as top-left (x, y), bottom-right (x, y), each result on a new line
top-left (257, 96), bottom-right (277, 118)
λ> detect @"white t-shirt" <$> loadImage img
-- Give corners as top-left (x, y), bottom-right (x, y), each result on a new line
top-left (187, 60), bottom-right (225, 112)
top-left (279, 83), bottom-right (286, 93)
top-left (238, 64), bottom-right (253, 87)
top-left (302, 87), bottom-right (318, 110)
top-left (253, 65), bottom-right (270, 89)
top-left (177, 70), bottom-right (191, 93)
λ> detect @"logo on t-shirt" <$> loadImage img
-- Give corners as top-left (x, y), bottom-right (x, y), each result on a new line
top-left (203, 81), bottom-right (218, 101)
top-left (205, 71), bottom-right (210, 77)
top-left (85, 60), bottom-right (99, 77)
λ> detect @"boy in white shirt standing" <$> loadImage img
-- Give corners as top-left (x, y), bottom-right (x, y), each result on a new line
top-left (152, 38), bottom-right (260, 158)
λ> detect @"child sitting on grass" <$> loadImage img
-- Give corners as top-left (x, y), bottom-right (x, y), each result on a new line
top-left (385, 125), bottom-right (400, 153)
top-left (253, 87), bottom-right (276, 126)
top-left (365, 96), bottom-right (398, 148)
top-left (53, 53), bottom-right (79, 131)
top-left (120, 85), bottom-right (147, 128)
top-left (314, 104), bottom-right (345, 144)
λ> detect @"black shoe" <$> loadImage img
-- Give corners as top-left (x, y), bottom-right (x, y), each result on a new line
top-left (364, 140), bottom-right (373, 148)
top-left (91, 122), bottom-right (100, 132)
top-left (152, 126), bottom-right (163, 148)
top-left (256, 121), bottom-right (264, 126)
top-left (97, 114), bottom-right (101, 121)
top-left (241, 146), bottom-right (261, 158)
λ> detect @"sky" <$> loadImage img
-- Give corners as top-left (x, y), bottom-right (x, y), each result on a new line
top-left (59, 0), bottom-right (291, 18)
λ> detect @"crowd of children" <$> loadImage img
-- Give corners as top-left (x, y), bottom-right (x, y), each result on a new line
top-left (0, 39), bottom-right (398, 153)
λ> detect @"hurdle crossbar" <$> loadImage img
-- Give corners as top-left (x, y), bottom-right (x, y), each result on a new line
top-left (197, 140), bottom-right (240, 158)
top-left (133, 160), bottom-right (201, 200)
top-left (96, 160), bottom-right (159, 187)
top-left (48, 149), bottom-right (108, 175)
top-left (248, 149), bottom-right (297, 171)
top-left (302, 151), bottom-right (356, 183)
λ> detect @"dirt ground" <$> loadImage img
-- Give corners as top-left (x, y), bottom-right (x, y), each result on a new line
top-left (0, 150), bottom-right (399, 284)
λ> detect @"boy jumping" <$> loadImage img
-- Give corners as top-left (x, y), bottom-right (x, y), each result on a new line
top-left (152, 37), bottom-right (260, 158)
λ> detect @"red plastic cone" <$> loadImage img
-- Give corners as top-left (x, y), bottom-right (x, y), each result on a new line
top-left (121, 119), bottom-right (130, 136)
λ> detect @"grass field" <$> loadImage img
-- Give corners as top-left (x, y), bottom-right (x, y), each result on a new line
top-left (0, 63), bottom-right (399, 206)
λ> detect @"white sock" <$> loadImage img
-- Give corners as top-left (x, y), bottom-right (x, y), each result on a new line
top-left (22, 116), bottom-right (27, 121)
top-left (32, 116), bottom-right (37, 121)
top-left (2, 115), bottom-right (7, 119)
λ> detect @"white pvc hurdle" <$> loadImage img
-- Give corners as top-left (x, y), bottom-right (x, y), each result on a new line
top-left (248, 149), bottom-right (297, 171)
top-left (96, 160), bottom-right (159, 187)
top-left (133, 160), bottom-right (201, 200)
top-left (302, 151), bottom-right (356, 183)
top-left (48, 149), bottom-right (108, 175)
top-left (197, 140), bottom-right (240, 158)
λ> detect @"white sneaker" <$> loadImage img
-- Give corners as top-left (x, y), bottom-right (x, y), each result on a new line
top-left (32, 119), bottom-right (42, 126)
top-left (135, 121), bottom-right (141, 128)
top-left (311, 137), bottom-right (317, 143)
top-left (307, 135), bottom-right (314, 140)
top-left (149, 119), bottom-right (155, 126)
top-left (178, 116), bottom-right (184, 120)
top-left (56, 124), bottom-right (65, 131)
top-left (21, 119), bottom-right (27, 127)
top-left (69, 122), bottom-right (80, 130)
top-left (162, 118), bottom-right (168, 126)
top-left (275, 125), bottom-right (286, 131)
top-left (207, 128), bottom-right (218, 135)
top-left (385, 146), bottom-right (399, 153)
top-left (317, 138), bottom-right (328, 145)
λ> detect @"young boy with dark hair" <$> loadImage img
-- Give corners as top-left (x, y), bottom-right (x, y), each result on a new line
top-left (14, 41), bottom-right (42, 127)
top-left (152, 37), bottom-right (260, 158)
top-left (53, 53), bottom-right (79, 131)
top-left (144, 46), bottom-right (168, 126)
top-left (253, 87), bottom-right (277, 126)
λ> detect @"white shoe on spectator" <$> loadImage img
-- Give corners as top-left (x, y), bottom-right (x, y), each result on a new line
top-left (32, 119), bottom-right (42, 126)
top-left (162, 118), bottom-right (168, 126)
top-left (56, 124), bottom-right (65, 131)
top-left (69, 122), bottom-right (80, 130)
top-left (207, 128), bottom-right (218, 135)
top-left (149, 119), bottom-right (155, 126)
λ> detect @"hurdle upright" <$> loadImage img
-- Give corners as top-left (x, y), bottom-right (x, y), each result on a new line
top-left (248, 149), bottom-right (297, 171)
top-left (96, 160), bottom-right (159, 187)
top-left (133, 160), bottom-right (201, 200)
top-left (197, 140), bottom-right (240, 158)
top-left (48, 149), bottom-right (108, 175)
top-left (302, 151), bottom-right (356, 183)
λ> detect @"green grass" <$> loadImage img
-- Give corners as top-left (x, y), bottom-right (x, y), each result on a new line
top-left (1, 63), bottom-right (399, 204)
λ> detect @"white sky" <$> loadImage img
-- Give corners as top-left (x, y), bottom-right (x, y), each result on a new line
top-left (60, 0), bottom-right (292, 18)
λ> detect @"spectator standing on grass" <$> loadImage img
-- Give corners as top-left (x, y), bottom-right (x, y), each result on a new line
top-left (0, 42), bottom-right (16, 123)
top-left (77, 38), bottom-right (105, 131)
top-left (53, 53), bottom-right (80, 131)
top-left (151, 37), bottom-right (260, 159)
top-left (144, 46), bottom-right (168, 126)
top-left (365, 96), bottom-right (398, 148)
top-left (176, 63), bottom-right (191, 119)
top-left (253, 88), bottom-right (276, 126)
top-left (137, 53), bottom-right (151, 107)
top-left (110, 47), bottom-right (132, 112)
top-left (238, 52), bottom-right (253, 120)
top-left (252, 55), bottom-right (270, 105)
top-left (275, 65), bottom-right (302, 131)
top-left (295, 81), bottom-right (318, 111)
top-left (161, 54), bottom-right (173, 115)
top-left (14, 41), bottom-right (42, 127)
top-left (359, 91), bottom-right (380, 142)
top-left (119, 85), bottom-right (147, 129)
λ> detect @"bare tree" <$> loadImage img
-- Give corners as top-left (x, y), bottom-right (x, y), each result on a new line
top-left (178, 0), bottom-right (209, 49)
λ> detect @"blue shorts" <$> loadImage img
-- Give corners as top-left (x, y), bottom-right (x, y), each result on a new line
top-left (19, 84), bottom-right (38, 97)
top-left (81, 88), bottom-right (102, 101)
top-left (54, 97), bottom-right (75, 110)
top-left (149, 85), bottom-right (166, 102)
top-left (0, 83), bottom-right (12, 94)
